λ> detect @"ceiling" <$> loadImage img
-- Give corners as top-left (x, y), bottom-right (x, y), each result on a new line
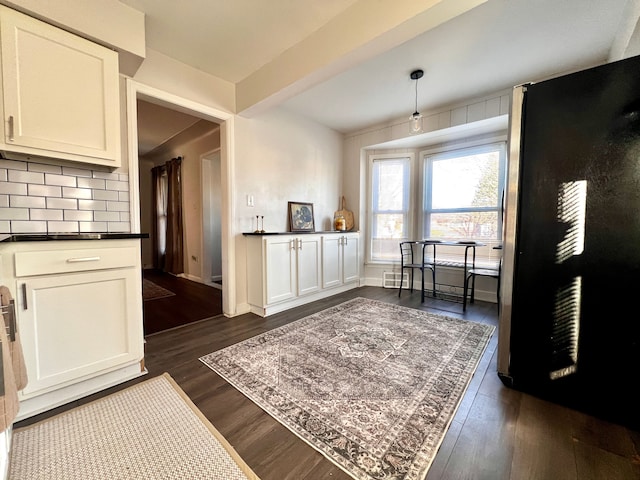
top-left (121, 0), bottom-right (634, 139)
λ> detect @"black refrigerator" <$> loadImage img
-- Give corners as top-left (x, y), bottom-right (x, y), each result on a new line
top-left (498, 54), bottom-right (640, 428)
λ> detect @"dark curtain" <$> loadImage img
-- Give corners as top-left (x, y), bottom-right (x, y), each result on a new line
top-left (151, 165), bottom-right (166, 270)
top-left (164, 157), bottom-right (184, 274)
top-left (151, 157), bottom-right (184, 275)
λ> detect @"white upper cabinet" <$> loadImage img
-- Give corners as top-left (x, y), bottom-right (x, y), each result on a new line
top-left (0, 6), bottom-right (121, 167)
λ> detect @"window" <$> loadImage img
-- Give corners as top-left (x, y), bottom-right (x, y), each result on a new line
top-left (422, 142), bottom-right (506, 266)
top-left (369, 155), bottom-right (411, 261)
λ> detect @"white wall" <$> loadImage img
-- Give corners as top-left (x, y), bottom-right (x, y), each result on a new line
top-left (232, 107), bottom-right (343, 311)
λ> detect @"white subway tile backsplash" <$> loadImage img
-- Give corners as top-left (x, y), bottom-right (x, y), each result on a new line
top-left (0, 160), bottom-right (27, 171)
top-left (62, 187), bottom-right (92, 199)
top-left (107, 222), bottom-right (130, 232)
top-left (11, 221), bottom-right (46, 233)
top-left (0, 208), bottom-right (29, 220)
top-left (93, 189), bottom-right (118, 201)
top-left (30, 209), bottom-right (63, 221)
top-left (64, 210), bottom-right (93, 221)
top-left (28, 163), bottom-right (62, 174)
top-left (107, 201), bottom-right (129, 212)
top-left (78, 199), bottom-right (106, 211)
top-left (62, 166), bottom-right (91, 177)
top-left (77, 177), bottom-right (106, 189)
top-left (106, 180), bottom-right (129, 191)
top-left (47, 221), bottom-right (79, 233)
top-left (80, 221), bottom-right (108, 232)
top-left (8, 170), bottom-right (44, 184)
top-left (47, 197), bottom-right (78, 210)
top-left (45, 173), bottom-right (77, 187)
top-left (0, 159), bottom-right (130, 234)
top-left (10, 196), bottom-right (45, 208)
top-left (0, 182), bottom-right (27, 195)
top-left (92, 171), bottom-right (119, 180)
top-left (94, 211), bottom-right (120, 222)
top-left (28, 184), bottom-right (61, 197)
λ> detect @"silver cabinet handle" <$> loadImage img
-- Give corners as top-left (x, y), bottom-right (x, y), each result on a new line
top-left (298, 238), bottom-right (302, 250)
top-left (22, 283), bottom-right (27, 310)
top-left (8, 115), bottom-right (14, 141)
top-left (66, 256), bottom-right (101, 263)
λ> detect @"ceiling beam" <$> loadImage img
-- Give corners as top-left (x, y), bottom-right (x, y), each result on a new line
top-left (235, 0), bottom-right (487, 118)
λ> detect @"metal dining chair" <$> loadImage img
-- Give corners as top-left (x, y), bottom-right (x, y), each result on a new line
top-left (463, 245), bottom-right (502, 311)
top-left (398, 241), bottom-right (435, 297)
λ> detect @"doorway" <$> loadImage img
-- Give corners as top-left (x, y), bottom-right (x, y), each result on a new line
top-left (125, 79), bottom-right (235, 327)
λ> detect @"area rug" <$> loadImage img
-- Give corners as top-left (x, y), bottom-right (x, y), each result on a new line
top-left (142, 278), bottom-right (175, 301)
top-left (199, 297), bottom-right (494, 480)
top-left (9, 373), bottom-right (260, 480)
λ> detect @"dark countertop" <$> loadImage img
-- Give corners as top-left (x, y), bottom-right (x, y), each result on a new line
top-left (243, 230), bottom-right (358, 236)
top-left (0, 233), bottom-right (149, 242)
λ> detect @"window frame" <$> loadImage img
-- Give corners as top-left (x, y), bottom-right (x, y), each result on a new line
top-left (366, 153), bottom-right (414, 264)
top-left (420, 140), bottom-right (507, 242)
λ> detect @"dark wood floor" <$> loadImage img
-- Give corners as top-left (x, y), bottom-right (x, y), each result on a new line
top-left (16, 286), bottom-right (640, 479)
top-left (142, 269), bottom-right (222, 335)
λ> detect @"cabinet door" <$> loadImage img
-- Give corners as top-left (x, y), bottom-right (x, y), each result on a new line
top-left (17, 268), bottom-right (143, 398)
top-left (342, 234), bottom-right (359, 284)
top-left (296, 236), bottom-right (321, 296)
top-left (321, 236), bottom-right (342, 288)
top-left (265, 237), bottom-right (296, 304)
top-left (0, 6), bottom-right (120, 166)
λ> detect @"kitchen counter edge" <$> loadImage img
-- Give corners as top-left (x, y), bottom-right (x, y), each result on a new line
top-left (0, 233), bottom-right (149, 242)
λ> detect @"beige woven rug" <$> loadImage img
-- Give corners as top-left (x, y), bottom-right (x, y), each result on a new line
top-left (200, 297), bottom-right (494, 480)
top-left (9, 373), bottom-right (259, 480)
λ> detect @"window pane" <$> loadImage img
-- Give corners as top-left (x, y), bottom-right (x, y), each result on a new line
top-left (432, 151), bottom-right (499, 209)
top-left (371, 238), bottom-right (402, 261)
top-left (429, 211), bottom-right (499, 240)
top-left (373, 213), bottom-right (405, 238)
top-left (375, 162), bottom-right (405, 211)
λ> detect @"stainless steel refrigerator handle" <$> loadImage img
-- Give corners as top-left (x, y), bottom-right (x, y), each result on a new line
top-left (497, 84), bottom-right (526, 380)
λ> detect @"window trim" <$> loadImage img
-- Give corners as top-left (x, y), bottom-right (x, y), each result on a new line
top-left (418, 137), bottom-right (507, 242)
top-left (366, 152), bottom-right (414, 264)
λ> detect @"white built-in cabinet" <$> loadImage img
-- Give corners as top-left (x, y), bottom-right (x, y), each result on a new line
top-left (0, 239), bottom-right (145, 420)
top-left (246, 232), bottom-right (359, 316)
top-left (263, 235), bottom-right (321, 304)
top-left (0, 5), bottom-right (121, 167)
top-left (321, 234), bottom-right (359, 288)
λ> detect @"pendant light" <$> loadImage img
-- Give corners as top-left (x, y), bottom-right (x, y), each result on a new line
top-left (409, 69), bottom-right (424, 135)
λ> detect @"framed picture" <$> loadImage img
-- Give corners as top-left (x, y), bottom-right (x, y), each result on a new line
top-left (288, 201), bottom-right (315, 232)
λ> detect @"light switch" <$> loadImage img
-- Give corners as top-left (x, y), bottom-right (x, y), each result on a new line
top-left (247, 194), bottom-right (254, 207)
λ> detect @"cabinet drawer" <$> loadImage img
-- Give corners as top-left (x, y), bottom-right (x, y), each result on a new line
top-left (14, 246), bottom-right (138, 277)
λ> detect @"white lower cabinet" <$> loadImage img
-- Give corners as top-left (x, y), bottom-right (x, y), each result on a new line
top-left (264, 235), bottom-right (321, 304)
top-left (0, 239), bottom-right (145, 420)
top-left (246, 232), bottom-right (359, 317)
top-left (322, 233), bottom-right (359, 288)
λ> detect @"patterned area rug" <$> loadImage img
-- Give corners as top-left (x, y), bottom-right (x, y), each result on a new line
top-left (142, 278), bottom-right (175, 301)
top-left (10, 373), bottom-right (259, 480)
top-left (200, 297), bottom-right (494, 480)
